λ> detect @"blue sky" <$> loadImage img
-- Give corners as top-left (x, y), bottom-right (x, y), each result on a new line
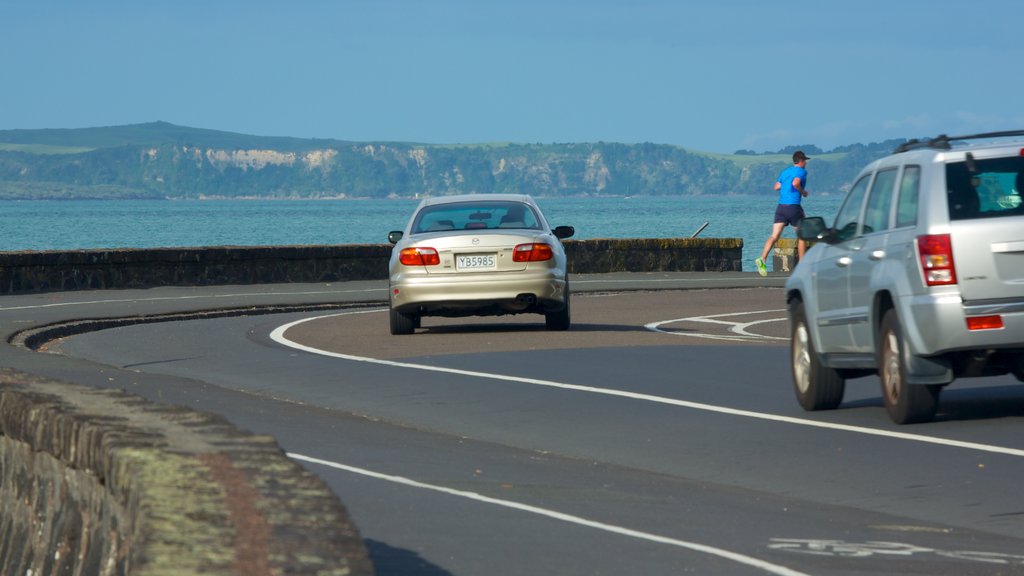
top-left (4, 0), bottom-right (1023, 153)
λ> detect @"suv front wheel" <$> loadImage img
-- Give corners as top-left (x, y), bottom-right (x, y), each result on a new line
top-left (879, 309), bottom-right (941, 424)
top-left (790, 298), bottom-right (845, 411)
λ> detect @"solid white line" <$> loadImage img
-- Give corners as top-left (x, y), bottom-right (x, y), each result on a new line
top-left (288, 452), bottom-right (812, 576)
top-left (270, 311), bottom-right (1024, 459)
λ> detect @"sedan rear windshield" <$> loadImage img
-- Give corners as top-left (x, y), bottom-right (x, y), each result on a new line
top-left (412, 201), bottom-right (542, 233)
top-left (945, 156), bottom-right (1024, 221)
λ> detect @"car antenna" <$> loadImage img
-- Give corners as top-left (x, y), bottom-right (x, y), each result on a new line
top-left (965, 151), bottom-right (977, 173)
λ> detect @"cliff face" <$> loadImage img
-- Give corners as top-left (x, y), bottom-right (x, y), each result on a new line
top-left (0, 122), bottom-right (900, 200)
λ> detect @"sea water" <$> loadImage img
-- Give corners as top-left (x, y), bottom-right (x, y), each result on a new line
top-left (0, 195), bottom-right (845, 255)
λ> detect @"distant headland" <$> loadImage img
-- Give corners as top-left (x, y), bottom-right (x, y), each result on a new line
top-left (0, 121), bottom-right (905, 200)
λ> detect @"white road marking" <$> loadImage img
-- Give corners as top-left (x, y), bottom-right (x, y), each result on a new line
top-left (769, 539), bottom-right (1024, 564)
top-left (270, 311), bottom-right (1024, 459)
top-left (646, 308), bottom-right (789, 342)
top-left (574, 277), bottom-right (771, 286)
top-left (289, 452), bottom-right (812, 576)
top-left (0, 288), bottom-right (385, 311)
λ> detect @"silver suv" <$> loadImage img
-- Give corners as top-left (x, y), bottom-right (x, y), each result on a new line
top-left (785, 131), bottom-right (1024, 424)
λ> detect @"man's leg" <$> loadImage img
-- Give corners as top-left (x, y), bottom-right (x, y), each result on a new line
top-left (756, 222), bottom-right (785, 276)
top-left (760, 222), bottom-right (786, 262)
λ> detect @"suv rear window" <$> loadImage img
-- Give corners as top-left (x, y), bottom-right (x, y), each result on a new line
top-left (945, 157), bottom-right (1024, 221)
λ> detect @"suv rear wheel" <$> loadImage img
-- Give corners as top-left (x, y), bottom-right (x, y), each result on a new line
top-left (790, 299), bottom-right (845, 411)
top-left (879, 309), bottom-right (940, 424)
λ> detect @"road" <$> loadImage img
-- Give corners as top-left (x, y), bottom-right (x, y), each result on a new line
top-left (3, 273), bottom-right (1024, 575)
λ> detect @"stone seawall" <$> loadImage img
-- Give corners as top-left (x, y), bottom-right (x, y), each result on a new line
top-left (0, 238), bottom-right (744, 294)
top-left (0, 370), bottom-right (375, 575)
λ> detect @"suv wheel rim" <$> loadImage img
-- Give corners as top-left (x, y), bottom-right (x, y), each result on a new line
top-left (882, 331), bottom-right (901, 403)
top-left (793, 322), bottom-right (811, 394)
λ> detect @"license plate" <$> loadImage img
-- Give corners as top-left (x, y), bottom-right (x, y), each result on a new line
top-left (457, 254), bottom-right (496, 270)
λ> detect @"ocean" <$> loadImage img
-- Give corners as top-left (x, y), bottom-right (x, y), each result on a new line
top-left (0, 195), bottom-right (845, 255)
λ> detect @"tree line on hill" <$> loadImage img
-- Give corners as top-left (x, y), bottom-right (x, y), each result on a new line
top-left (0, 122), bottom-right (905, 200)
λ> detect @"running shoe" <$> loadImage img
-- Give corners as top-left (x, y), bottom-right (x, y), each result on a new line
top-left (755, 257), bottom-right (767, 277)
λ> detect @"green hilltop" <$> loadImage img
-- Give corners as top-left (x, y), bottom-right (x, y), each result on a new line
top-left (0, 122), bottom-right (904, 200)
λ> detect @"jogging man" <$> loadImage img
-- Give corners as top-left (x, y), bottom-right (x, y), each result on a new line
top-left (755, 150), bottom-right (810, 276)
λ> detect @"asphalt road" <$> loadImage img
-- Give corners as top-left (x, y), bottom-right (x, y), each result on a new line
top-left (3, 272), bottom-right (1024, 576)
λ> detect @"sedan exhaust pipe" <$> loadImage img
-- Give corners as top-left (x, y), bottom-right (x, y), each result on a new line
top-left (515, 293), bottom-right (537, 305)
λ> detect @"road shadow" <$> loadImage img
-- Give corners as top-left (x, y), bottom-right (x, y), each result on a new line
top-left (934, 384), bottom-right (1024, 422)
top-left (365, 539), bottom-right (454, 576)
top-left (841, 384), bottom-right (1024, 422)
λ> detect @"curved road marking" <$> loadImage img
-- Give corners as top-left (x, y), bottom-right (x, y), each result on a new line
top-left (271, 311), bottom-right (1024, 459)
top-left (0, 288), bottom-right (384, 312)
top-left (574, 277), bottom-right (772, 286)
top-left (646, 308), bottom-right (788, 342)
top-left (288, 452), bottom-right (811, 576)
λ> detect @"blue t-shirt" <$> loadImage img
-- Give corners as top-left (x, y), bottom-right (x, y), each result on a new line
top-left (777, 165), bottom-right (807, 205)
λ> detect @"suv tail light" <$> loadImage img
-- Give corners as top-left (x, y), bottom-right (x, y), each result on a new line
top-left (917, 234), bottom-right (957, 286)
top-left (513, 243), bottom-right (554, 262)
top-left (399, 247), bottom-right (440, 266)
top-left (966, 315), bottom-right (1004, 331)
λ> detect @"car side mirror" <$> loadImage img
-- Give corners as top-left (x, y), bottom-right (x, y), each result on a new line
top-left (797, 217), bottom-right (835, 243)
top-left (553, 225), bottom-right (575, 240)
top-left (387, 231), bottom-right (404, 244)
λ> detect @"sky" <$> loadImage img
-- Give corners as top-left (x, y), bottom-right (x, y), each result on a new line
top-left (4, 0), bottom-right (1023, 154)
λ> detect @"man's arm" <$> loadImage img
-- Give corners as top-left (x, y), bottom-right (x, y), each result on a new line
top-left (793, 177), bottom-right (808, 197)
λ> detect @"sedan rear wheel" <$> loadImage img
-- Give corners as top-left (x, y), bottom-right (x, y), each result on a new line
top-left (790, 299), bottom-right (844, 411)
top-left (389, 292), bottom-right (417, 335)
top-left (544, 284), bottom-right (570, 331)
top-left (879, 309), bottom-right (939, 424)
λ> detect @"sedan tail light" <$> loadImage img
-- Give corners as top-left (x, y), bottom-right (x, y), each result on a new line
top-left (513, 243), bottom-right (554, 262)
top-left (917, 234), bottom-right (957, 286)
top-left (399, 247), bottom-right (440, 266)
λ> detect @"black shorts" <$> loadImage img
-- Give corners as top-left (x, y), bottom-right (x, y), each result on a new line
top-left (773, 204), bottom-right (805, 227)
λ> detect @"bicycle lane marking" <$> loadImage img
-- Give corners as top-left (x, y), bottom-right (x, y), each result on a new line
top-left (768, 539), bottom-right (1024, 565)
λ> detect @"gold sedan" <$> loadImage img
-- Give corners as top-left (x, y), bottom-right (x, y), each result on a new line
top-left (387, 194), bottom-right (574, 335)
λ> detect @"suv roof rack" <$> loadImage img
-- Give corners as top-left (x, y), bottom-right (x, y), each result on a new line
top-left (894, 130), bottom-right (1024, 154)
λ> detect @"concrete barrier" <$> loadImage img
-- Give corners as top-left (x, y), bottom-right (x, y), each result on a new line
top-left (0, 238), bottom-right (744, 294)
top-left (0, 370), bottom-right (375, 576)
top-left (565, 238), bottom-right (742, 274)
top-left (772, 238), bottom-right (801, 272)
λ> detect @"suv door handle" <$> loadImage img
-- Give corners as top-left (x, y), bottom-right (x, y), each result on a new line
top-left (869, 250), bottom-right (886, 261)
